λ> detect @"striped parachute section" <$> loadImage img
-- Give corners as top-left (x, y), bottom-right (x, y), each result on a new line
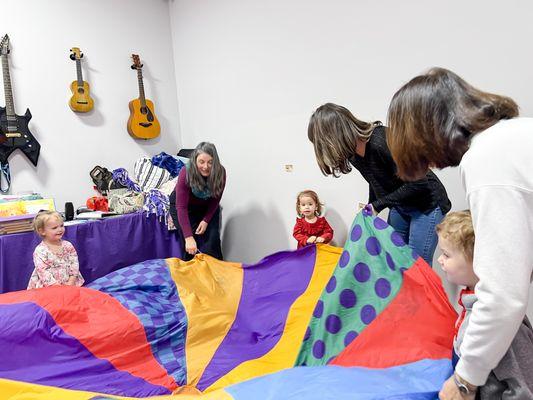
top-left (0, 209), bottom-right (456, 399)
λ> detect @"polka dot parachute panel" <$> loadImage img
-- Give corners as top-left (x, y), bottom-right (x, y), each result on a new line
top-left (295, 209), bottom-right (417, 366)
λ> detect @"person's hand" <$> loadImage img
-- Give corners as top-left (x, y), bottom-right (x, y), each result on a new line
top-left (67, 276), bottom-right (77, 286)
top-left (306, 236), bottom-right (317, 244)
top-left (439, 375), bottom-right (476, 400)
top-left (185, 236), bottom-right (198, 255)
top-left (316, 237), bottom-right (325, 243)
top-left (196, 221), bottom-right (208, 235)
top-left (367, 204), bottom-right (378, 216)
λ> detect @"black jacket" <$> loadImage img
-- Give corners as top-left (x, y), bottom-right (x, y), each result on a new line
top-left (348, 125), bottom-right (451, 214)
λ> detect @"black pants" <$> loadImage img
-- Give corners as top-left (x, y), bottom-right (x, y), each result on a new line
top-left (169, 191), bottom-right (223, 261)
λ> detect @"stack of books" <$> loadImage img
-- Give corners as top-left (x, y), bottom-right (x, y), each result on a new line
top-left (0, 198), bottom-right (55, 217)
top-left (0, 214), bottom-right (36, 235)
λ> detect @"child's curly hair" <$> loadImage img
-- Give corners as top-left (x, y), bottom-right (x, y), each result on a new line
top-left (436, 210), bottom-right (475, 262)
top-left (296, 190), bottom-right (323, 217)
top-left (33, 210), bottom-right (63, 237)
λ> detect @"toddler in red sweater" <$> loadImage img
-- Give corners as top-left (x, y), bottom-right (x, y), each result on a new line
top-left (293, 190), bottom-right (333, 249)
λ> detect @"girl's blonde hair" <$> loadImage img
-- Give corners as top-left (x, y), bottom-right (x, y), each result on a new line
top-left (33, 210), bottom-right (63, 237)
top-left (296, 190), bottom-right (323, 217)
top-left (435, 210), bottom-right (475, 262)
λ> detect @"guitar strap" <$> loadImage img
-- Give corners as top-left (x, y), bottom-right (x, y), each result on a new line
top-left (0, 162), bottom-right (10, 193)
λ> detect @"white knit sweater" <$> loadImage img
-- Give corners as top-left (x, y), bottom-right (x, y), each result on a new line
top-left (456, 118), bottom-right (533, 385)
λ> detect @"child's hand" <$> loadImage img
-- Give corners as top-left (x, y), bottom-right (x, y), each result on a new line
top-left (316, 237), bottom-right (325, 243)
top-left (196, 221), bottom-right (208, 235)
top-left (307, 236), bottom-right (317, 244)
top-left (67, 276), bottom-right (77, 286)
top-left (185, 236), bottom-right (198, 255)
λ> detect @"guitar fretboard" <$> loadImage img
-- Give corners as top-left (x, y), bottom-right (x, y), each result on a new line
top-left (137, 68), bottom-right (146, 108)
top-left (76, 58), bottom-right (84, 87)
top-left (1, 54), bottom-right (15, 118)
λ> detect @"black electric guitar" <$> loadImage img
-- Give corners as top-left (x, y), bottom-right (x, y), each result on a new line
top-left (0, 34), bottom-right (40, 167)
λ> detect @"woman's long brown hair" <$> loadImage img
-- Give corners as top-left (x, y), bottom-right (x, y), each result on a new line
top-left (308, 103), bottom-right (381, 177)
top-left (387, 67), bottom-right (518, 180)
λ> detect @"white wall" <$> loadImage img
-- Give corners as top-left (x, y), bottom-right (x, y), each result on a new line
top-left (168, 0), bottom-right (533, 316)
top-left (2, 0), bottom-right (181, 209)
top-left (168, 0), bottom-right (533, 258)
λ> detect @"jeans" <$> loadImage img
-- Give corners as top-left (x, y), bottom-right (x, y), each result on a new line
top-left (387, 206), bottom-right (444, 267)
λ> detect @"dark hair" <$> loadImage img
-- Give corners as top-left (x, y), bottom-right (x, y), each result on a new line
top-left (296, 190), bottom-right (323, 217)
top-left (308, 103), bottom-right (381, 177)
top-left (387, 67), bottom-right (519, 180)
top-left (188, 142), bottom-right (226, 197)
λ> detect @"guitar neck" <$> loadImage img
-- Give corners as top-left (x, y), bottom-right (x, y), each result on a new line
top-left (137, 69), bottom-right (146, 107)
top-left (75, 58), bottom-right (84, 86)
top-left (1, 54), bottom-right (16, 117)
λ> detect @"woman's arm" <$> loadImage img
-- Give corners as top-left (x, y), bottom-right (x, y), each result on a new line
top-left (456, 186), bottom-right (533, 386)
top-left (368, 184), bottom-right (377, 205)
top-left (371, 179), bottom-right (431, 212)
top-left (176, 168), bottom-right (194, 238)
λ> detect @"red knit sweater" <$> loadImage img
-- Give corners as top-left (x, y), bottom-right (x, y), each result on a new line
top-left (292, 217), bottom-right (334, 249)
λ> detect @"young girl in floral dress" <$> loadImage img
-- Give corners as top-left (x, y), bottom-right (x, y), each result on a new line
top-left (27, 210), bottom-right (84, 289)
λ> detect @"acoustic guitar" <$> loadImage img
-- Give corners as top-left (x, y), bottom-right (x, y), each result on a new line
top-left (0, 35), bottom-right (40, 166)
top-left (69, 47), bottom-right (94, 112)
top-left (127, 54), bottom-right (160, 139)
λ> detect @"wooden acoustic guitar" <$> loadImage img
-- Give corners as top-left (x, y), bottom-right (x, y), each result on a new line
top-left (127, 54), bottom-right (160, 139)
top-left (0, 35), bottom-right (40, 166)
top-left (69, 47), bottom-right (94, 113)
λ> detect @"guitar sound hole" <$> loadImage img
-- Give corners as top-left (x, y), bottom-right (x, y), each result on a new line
top-left (140, 107), bottom-right (148, 115)
top-left (77, 88), bottom-right (85, 94)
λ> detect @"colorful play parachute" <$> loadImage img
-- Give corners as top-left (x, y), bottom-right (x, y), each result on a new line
top-left (0, 210), bottom-right (457, 399)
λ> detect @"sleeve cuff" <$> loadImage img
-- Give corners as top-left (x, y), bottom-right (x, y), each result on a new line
top-left (371, 200), bottom-right (384, 213)
top-left (455, 358), bottom-right (491, 387)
